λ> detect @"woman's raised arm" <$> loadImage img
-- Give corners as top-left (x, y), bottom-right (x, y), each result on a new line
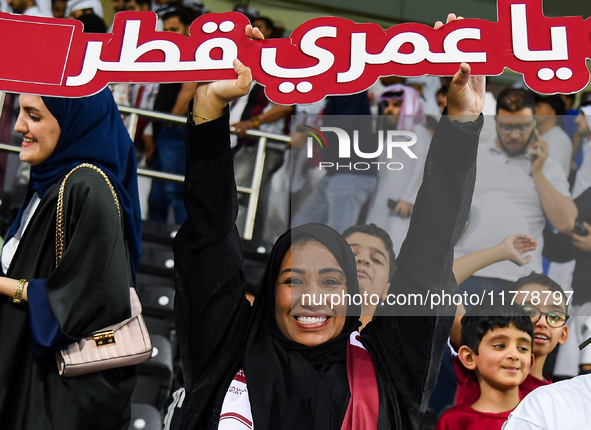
top-left (172, 25), bottom-right (265, 430)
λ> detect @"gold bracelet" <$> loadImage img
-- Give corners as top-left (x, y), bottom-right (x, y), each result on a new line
top-left (12, 279), bottom-right (26, 304)
top-left (251, 115), bottom-right (260, 128)
top-left (193, 113), bottom-right (213, 122)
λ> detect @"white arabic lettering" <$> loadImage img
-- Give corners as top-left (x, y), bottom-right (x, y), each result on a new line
top-left (427, 28), bottom-right (487, 63)
top-left (67, 20), bottom-right (238, 86)
top-left (260, 26), bottom-right (337, 78)
top-left (511, 3), bottom-right (567, 61)
top-left (66, 41), bottom-right (104, 87)
top-left (337, 28), bottom-right (486, 83)
top-left (118, 20), bottom-right (181, 68)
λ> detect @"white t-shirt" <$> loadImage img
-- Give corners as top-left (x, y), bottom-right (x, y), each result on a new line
top-left (542, 125), bottom-right (572, 177)
top-left (502, 374), bottom-right (591, 429)
top-left (454, 139), bottom-right (571, 281)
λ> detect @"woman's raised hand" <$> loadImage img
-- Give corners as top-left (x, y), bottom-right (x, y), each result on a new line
top-left (192, 25), bottom-right (264, 123)
top-left (435, 14), bottom-right (486, 120)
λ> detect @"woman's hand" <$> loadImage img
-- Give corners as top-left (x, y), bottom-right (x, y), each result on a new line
top-left (499, 234), bottom-right (537, 266)
top-left (571, 222), bottom-right (591, 252)
top-left (0, 278), bottom-right (28, 302)
top-left (192, 25), bottom-right (264, 124)
top-left (434, 14), bottom-right (485, 120)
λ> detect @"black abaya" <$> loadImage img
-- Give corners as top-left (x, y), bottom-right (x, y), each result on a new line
top-left (0, 169), bottom-right (136, 430)
top-left (174, 107), bottom-right (482, 430)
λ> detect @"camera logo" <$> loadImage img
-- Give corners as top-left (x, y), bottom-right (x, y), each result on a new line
top-left (305, 126), bottom-right (418, 171)
top-left (301, 125), bottom-right (328, 150)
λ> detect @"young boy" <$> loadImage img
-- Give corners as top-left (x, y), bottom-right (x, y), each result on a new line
top-left (343, 226), bottom-right (536, 329)
top-left (453, 273), bottom-right (569, 405)
top-left (436, 304), bottom-right (535, 429)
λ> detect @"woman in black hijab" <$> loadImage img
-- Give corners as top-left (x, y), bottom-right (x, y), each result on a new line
top-left (243, 224), bottom-right (364, 429)
top-left (174, 22), bottom-right (485, 430)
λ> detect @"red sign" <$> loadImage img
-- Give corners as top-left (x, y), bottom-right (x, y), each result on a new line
top-left (1, 0), bottom-right (590, 104)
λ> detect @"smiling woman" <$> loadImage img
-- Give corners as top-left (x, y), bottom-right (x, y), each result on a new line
top-left (173, 22), bottom-right (486, 429)
top-left (15, 95), bottom-right (62, 166)
top-left (274, 238), bottom-right (349, 346)
top-left (0, 89), bottom-right (142, 430)
top-left (235, 224), bottom-right (364, 430)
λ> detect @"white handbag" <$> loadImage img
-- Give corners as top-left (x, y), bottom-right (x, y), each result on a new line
top-left (56, 287), bottom-right (152, 376)
top-left (54, 164), bottom-right (152, 377)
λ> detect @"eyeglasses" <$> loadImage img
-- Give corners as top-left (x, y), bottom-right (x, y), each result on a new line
top-left (522, 306), bottom-right (569, 328)
top-left (496, 122), bottom-right (534, 135)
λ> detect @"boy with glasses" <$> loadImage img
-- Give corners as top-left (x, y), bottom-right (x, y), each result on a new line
top-left (508, 273), bottom-right (569, 385)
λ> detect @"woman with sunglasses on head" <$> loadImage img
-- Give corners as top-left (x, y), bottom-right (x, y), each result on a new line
top-left (0, 89), bottom-right (142, 430)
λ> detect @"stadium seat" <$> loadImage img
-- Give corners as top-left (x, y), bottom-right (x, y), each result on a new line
top-left (136, 276), bottom-right (175, 319)
top-left (128, 403), bottom-right (163, 430)
top-left (142, 220), bottom-right (180, 246)
top-left (132, 335), bottom-right (173, 410)
top-left (139, 242), bottom-right (175, 277)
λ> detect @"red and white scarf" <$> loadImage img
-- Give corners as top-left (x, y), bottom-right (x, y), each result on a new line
top-left (218, 331), bottom-right (379, 430)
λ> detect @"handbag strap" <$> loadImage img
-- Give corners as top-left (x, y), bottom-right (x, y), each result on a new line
top-left (56, 163), bottom-right (121, 266)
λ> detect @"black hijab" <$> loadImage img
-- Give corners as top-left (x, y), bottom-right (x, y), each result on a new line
top-left (243, 223), bottom-right (362, 430)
